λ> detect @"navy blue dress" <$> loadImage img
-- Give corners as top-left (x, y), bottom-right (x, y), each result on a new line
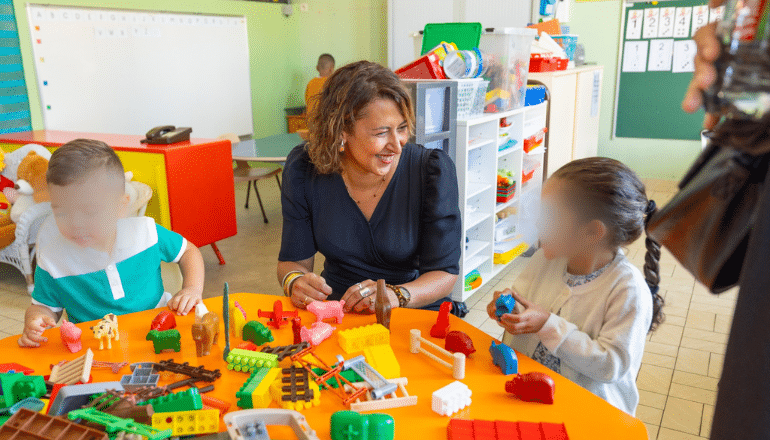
top-left (279, 143), bottom-right (461, 309)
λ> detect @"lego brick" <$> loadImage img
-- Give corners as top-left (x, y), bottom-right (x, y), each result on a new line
top-left (138, 388), bottom-right (202, 413)
top-left (0, 408), bottom-right (109, 440)
top-left (0, 364), bottom-right (33, 375)
top-left (223, 409), bottom-right (320, 440)
top-left (151, 409), bottom-right (219, 436)
top-left (242, 321), bottom-right (274, 346)
top-left (539, 422), bottom-right (569, 440)
top-left (431, 381), bottom-right (472, 417)
top-left (362, 344), bottom-right (400, 379)
top-left (517, 422), bottom-right (541, 440)
top-left (68, 407), bottom-right (170, 440)
top-left (48, 381), bottom-right (124, 416)
top-left (330, 411), bottom-right (395, 440)
top-left (49, 348), bottom-right (93, 385)
top-left (226, 349), bottom-right (278, 373)
top-left (495, 421), bottom-right (521, 440)
top-left (236, 368), bottom-right (280, 410)
top-left (0, 373), bottom-right (46, 406)
top-left (269, 367), bottom-right (320, 411)
top-left (337, 324), bottom-right (389, 354)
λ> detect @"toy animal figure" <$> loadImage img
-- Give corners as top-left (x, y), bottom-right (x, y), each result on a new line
top-left (445, 331), bottom-right (475, 357)
top-left (307, 300), bottom-right (345, 324)
top-left (505, 372), bottom-right (556, 404)
top-left (90, 314), bottom-right (119, 350)
top-left (375, 280), bottom-right (391, 330)
top-left (300, 322), bottom-right (334, 346)
top-left (191, 312), bottom-right (220, 356)
top-left (60, 320), bottom-right (82, 353)
top-left (194, 303), bottom-right (209, 321)
top-left (146, 329), bottom-right (181, 354)
top-left (490, 341), bottom-right (518, 375)
top-left (430, 301), bottom-right (453, 339)
top-left (495, 294), bottom-right (516, 320)
top-left (242, 320), bottom-right (273, 346)
top-left (291, 317), bottom-right (302, 345)
top-left (229, 300), bottom-right (247, 336)
top-left (150, 310), bottom-right (176, 331)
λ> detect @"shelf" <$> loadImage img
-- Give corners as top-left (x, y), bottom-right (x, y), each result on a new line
top-left (466, 182), bottom-right (493, 200)
top-left (464, 240), bottom-right (490, 262)
top-left (497, 145), bottom-right (522, 158)
top-left (495, 196), bottom-right (519, 213)
top-left (464, 211), bottom-right (491, 231)
top-left (522, 181), bottom-right (541, 196)
top-left (525, 146), bottom-right (545, 155)
top-left (458, 107), bottom-right (525, 126)
top-left (467, 138), bottom-right (496, 152)
top-left (463, 255), bottom-right (490, 276)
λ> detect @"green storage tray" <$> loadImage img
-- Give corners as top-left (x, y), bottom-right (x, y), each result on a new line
top-left (421, 22), bottom-right (482, 55)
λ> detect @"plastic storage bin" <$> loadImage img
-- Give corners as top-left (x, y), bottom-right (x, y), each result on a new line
top-left (522, 156), bottom-right (540, 184)
top-left (525, 85), bottom-right (547, 106)
top-left (523, 127), bottom-right (547, 153)
top-left (395, 52), bottom-right (446, 80)
top-left (478, 28), bottom-right (537, 112)
top-left (456, 78), bottom-right (489, 120)
top-left (529, 53), bottom-right (558, 72)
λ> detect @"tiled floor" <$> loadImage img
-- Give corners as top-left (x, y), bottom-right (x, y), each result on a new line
top-left (0, 176), bottom-right (732, 439)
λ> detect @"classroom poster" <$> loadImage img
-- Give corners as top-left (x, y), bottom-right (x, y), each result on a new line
top-left (648, 39), bottom-right (674, 71)
top-left (692, 5), bottom-right (709, 36)
top-left (623, 40), bottom-right (649, 72)
top-left (643, 8), bottom-right (660, 39)
top-left (710, 5), bottom-right (725, 22)
top-left (626, 9), bottom-right (643, 40)
top-left (659, 7), bottom-right (676, 38)
top-left (673, 39), bottom-right (697, 72)
top-left (674, 7), bottom-right (692, 38)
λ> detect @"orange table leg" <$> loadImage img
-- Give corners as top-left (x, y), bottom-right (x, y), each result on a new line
top-left (211, 243), bottom-right (225, 265)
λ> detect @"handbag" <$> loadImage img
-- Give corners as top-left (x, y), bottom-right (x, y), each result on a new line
top-left (646, 132), bottom-right (770, 294)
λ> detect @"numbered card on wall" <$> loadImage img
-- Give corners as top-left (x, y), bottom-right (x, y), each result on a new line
top-left (674, 7), bottom-right (692, 38)
top-left (692, 5), bottom-right (709, 36)
top-left (710, 5), bottom-right (725, 22)
top-left (648, 39), bottom-right (674, 71)
top-left (626, 9), bottom-right (643, 40)
top-left (673, 39), bottom-right (697, 73)
top-left (659, 7), bottom-right (675, 38)
top-left (623, 40), bottom-right (649, 73)
top-left (643, 8), bottom-right (660, 39)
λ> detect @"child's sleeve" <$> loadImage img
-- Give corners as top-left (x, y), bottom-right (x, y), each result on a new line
top-left (536, 279), bottom-right (651, 383)
top-left (155, 224), bottom-right (188, 263)
top-left (30, 266), bottom-right (64, 313)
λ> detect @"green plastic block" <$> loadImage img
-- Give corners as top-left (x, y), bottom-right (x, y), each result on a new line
top-left (330, 410), bottom-right (395, 440)
top-left (235, 367), bottom-right (272, 409)
top-left (226, 349), bottom-right (278, 373)
top-left (138, 388), bottom-right (202, 413)
top-left (0, 373), bottom-right (46, 406)
top-left (242, 321), bottom-right (274, 346)
top-left (68, 407), bottom-right (171, 440)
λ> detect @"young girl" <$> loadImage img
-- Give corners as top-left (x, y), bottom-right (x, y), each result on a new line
top-left (487, 157), bottom-right (664, 416)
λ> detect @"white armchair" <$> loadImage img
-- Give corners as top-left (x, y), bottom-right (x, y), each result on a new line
top-left (0, 144), bottom-right (53, 293)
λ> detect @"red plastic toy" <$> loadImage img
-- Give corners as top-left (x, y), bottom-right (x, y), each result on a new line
top-left (307, 300), bottom-right (345, 324)
top-left (430, 301), bottom-right (453, 339)
top-left (444, 331), bottom-right (475, 357)
top-left (150, 310), bottom-right (177, 332)
top-left (258, 300), bottom-right (299, 329)
top-left (292, 316), bottom-right (302, 345)
top-left (235, 341), bottom-right (259, 351)
top-left (505, 372), bottom-right (556, 404)
top-left (0, 363), bottom-right (33, 375)
top-left (447, 419), bottom-right (569, 440)
top-left (60, 320), bottom-right (82, 353)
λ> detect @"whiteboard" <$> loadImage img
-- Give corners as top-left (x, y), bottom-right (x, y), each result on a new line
top-left (26, 4), bottom-right (254, 139)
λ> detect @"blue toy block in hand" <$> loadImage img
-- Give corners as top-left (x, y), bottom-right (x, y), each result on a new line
top-left (490, 341), bottom-right (518, 375)
top-left (495, 294), bottom-right (516, 320)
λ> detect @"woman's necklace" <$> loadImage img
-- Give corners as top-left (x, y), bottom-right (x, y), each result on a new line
top-left (342, 173), bottom-right (387, 205)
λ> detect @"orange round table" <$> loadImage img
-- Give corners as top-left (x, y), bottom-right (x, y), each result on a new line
top-left (0, 293), bottom-right (648, 439)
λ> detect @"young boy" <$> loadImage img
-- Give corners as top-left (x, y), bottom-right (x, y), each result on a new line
top-left (305, 53), bottom-right (335, 118)
top-left (19, 139), bottom-right (204, 347)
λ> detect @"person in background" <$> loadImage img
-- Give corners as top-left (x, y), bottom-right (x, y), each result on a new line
top-left (305, 53), bottom-right (335, 118)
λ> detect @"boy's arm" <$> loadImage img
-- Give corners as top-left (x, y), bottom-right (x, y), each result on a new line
top-left (168, 241), bottom-right (204, 315)
top-left (18, 304), bottom-right (60, 347)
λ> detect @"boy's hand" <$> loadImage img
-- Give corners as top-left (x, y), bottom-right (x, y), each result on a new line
top-left (18, 315), bottom-right (56, 348)
top-left (168, 287), bottom-right (202, 316)
top-left (496, 290), bottom-right (551, 335)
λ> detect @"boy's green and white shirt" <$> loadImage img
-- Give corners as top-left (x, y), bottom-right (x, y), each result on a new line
top-left (32, 216), bottom-right (186, 323)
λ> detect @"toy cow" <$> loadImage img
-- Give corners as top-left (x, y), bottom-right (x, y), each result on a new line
top-left (307, 300), bottom-right (345, 324)
top-left (90, 314), bottom-right (119, 350)
top-left (430, 301), bottom-right (453, 338)
top-left (242, 320), bottom-right (274, 346)
top-left (150, 310), bottom-right (176, 332)
top-left (60, 320), bottom-right (82, 353)
top-left (192, 312), bottom-right (220, 356)
top-left (146, 329), bottom-right (181, 354)
top-left (300, 322), bottom-right (334, 346)
top-left (445, 331), bottom-right (475, 357)
top-left (505, 372), bottom-right (555, 404)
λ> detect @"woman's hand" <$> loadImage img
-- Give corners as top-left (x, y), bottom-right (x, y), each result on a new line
top-left (289, 273), bottom-right (332, 309)
top-left (491, 290), bottom-right (550, 335)
top-left (682, 0), bottom-right (725, 129)
top-left (341, 280), bottom-right (398, 314)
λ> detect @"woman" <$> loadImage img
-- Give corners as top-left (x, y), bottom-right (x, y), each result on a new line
top-left (277, 60), bottom-right (462, 315)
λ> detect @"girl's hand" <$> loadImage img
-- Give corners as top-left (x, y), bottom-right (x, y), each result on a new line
top-left (497, 290), bottom-right (551, 335)
top-left (290, 273), bottom-right (332, 309)
top-left (169, 287), bottom-right (202, 316)
top-left (18, 315), bottom-right (56, 348)
top-left (487, 288), bottom-right (514, 320)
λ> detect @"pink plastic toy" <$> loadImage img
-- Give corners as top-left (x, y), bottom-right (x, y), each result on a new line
top-left (300, 322), bottom-right (334, 346)
top-left (60, 321), bottom-right (82, 353)
top-left (307, 300), bottom-right (345, 324)
top-left (430, 301), bottom-right (453, 339)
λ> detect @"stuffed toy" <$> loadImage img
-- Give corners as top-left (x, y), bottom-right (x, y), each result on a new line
top-left (7, 151), bottom-right (49, 223)
top-left (0, 148), bottom-right (14, 249)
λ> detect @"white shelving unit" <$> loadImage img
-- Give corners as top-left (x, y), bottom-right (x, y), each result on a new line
top-left (452, 102), bottom-right (547, 302)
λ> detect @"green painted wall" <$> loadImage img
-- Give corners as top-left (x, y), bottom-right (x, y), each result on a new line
top-left (568, 1), bottom-right (702, 179)
top-left (13, 0), bottom-right (387, 138)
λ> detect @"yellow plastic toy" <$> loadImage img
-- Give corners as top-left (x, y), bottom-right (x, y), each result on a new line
top-left (229, 300), bottom-right (247, 337)
top-left (363, 344), bottom-right (401, 379)
top-left (152, 409), bottom-right (219, 435)
top-left (338, 324), bottom-right (390, 354)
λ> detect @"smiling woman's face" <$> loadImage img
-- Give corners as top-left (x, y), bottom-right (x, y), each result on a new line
top-left (342, 98), bottom-right (410, 177)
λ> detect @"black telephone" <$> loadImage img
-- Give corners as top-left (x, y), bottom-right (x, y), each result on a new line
top-left (141, 125), bottom-right (192, 144)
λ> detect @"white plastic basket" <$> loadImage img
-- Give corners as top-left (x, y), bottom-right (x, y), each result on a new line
top-left (456, 79), bottom-right (489, 120)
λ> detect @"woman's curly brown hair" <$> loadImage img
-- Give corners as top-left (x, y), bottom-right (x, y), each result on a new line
top-left (307, 60), bottom-right (415, 175)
